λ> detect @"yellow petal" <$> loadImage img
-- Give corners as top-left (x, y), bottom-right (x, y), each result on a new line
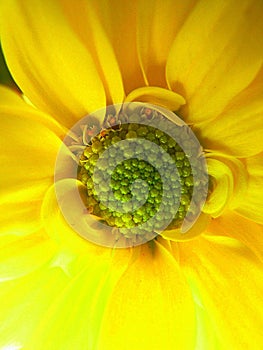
top-left (0, 201), bottom-right (43, 236)
top-left (1, 178), bottom-right (133, 348)
top-left (137, 0), bottom-right (197, 87)
top-left (208, 211), bottom-right (263, 262)
top-left (42, 182), bottom-right (130, 257)
top-left (179, 235), bottom-right (263, 348)
top-left (187, 280), bottom-right (221, 350)
top-left (0, 265), bottom-right (69, 348)
top-left (204, 154), bottom-right (248, 212)
top-left (158, 237), bottom-right (221, 349)
top-left (0, 110), bottom-right (61, 196)
top-left (203, 155), bottom-right (248, 217)
top-left (0, 231), bottom-right (56, 281)
top-left (161, 212), bottom-right (211, 242)
top-left (97, 241), bottom-right (196, 350)
top-left (214, 156), bottom-right (248, 210)
top-left (0, 86), bottom-right (67, 137)
top-left (201, 66), bottom-right (263, 158)
top-left (0, 84), bottom-right (24, 106)
top-left (25, 247), bottom-right (133, 350)
top-left (59, 0), bottom-right (124, 105)
top-left (60, 0), bottom-right (145, 94)
top-left (203, 158), bottom-right (234, 217)
top-left (166, 0), bottom-right (263, 124)
top-left (0, 107), bottom-right (61, 235)
top-left (95, 0), bottom-right (144, 94)
top-left (195, 101), bottom-right (263, 157)
top-left (235, 152), bottom-right (263, 223)
top-left (0, 0), bottom-right (106, 128)
top-left (125, 86), bottom-right (185, 111)
top-left (41, 183), bottom-right (107, 254)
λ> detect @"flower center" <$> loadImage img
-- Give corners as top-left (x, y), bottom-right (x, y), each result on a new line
top-left (74, 103), bottom-right (208, 245)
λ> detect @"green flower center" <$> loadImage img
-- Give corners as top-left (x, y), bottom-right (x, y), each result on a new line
top-left (77, 106), bottom-right (206, 243)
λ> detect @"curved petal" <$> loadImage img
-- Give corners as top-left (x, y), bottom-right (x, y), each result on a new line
top-left (195, 100), bottom-right (263, 157)
top-left (125, 86), bottom-right (185, 110)
top-left (208, 211), bottom-right (263, 262)
top-left (42, 182), bottom-right (138, 256)
top-left (166, 0), bottom-right (263, 124)
top-left (1, 180), bottom-right (134, 349)
top-left (97, 241), bottom-right (196, 350)
top-left (94, 0), bottom-right (144, 94)
top-left (0, 0), bottom-right (106, 128)
top-left (0, 105), bottom-right (61, 235)
top-left (179, 235), bottom-right (263, 349)
top-left (0, 201), bottom-right (43, 236)
top-left (161, 212), bottom-right (211, 242)
top-left (0, 84), bottom-right (24, 106)
top-left (203, 158), bottom-right (234, 217)
top-left (0, 265), bottom-right (69, 348)
top-left (0, 86), bottom-right (67, 137)
top-left (235, 152), bottom-right (263, 223)
top-left (204, 154), bottom-right (248, 213)
top-left (59, 0), bottom-right (124, 105)
top-left (41, 183), bottom-right (109, 254)
top-left (158, 237), bottom-right (222, 349)
top-left (0, 231), bottom-right (57, 281)
top-left (23, 247), bottom-right (132, 350)
top-left (60, 0), bottom-right (145, 95)
top-left (216, 156), bottom-right (248, 209)
top-left (200, 66), bottom-right (263, 158)
top-left (137, 0), bottom-right (197, 87)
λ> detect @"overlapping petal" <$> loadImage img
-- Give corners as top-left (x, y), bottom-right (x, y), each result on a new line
top-left (179, 235), bottom-right (263, 349)
top-left (0, 99), bottom-right (62, 235)
top-left (0, 265), bottom-right (69, 349)
top-left (235, 152), bottom-right (263, 223)
top-left (41, 183), bottom-right (108, 255)
top-left (24, 248), bottom-right (132, 350)
top-left (208, 211), bottom-right (263, 262)
top-left (125, 86), bottom-right (185, 110)
top-left (0, 85), bottom-right (24, 106)
top-left (137, 0), bottom-right (197, 87)
top-left (1, 179), bottom-right (134, 349)
top-left (166, 0), bottom-right (263, 125)
top-left (203, 154), bottom-right (248, 217)
top-left (0, 231), bottom-right (57, 281)
top-left (59, 0), bottom-right (145, 94)
top-left (40, 184), bottom-right (196, 349)
top-left (59, 0), bottom-right (125, 105)
top-left (97, 241), bottom-right (196, 350)
top-left (195, 102), bottom-right (263, 158)
top-left (0, 0), bottom-right (107, 128)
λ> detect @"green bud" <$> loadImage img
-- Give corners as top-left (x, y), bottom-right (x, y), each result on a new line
top-left (126, 131), bottom-right (137, 139)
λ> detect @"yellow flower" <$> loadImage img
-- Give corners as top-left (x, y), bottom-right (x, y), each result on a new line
top-left (0, 0), bottom-right (263, 349)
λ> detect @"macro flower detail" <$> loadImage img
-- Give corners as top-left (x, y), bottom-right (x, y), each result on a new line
top-left (77, 110), bottom-right (197, 235)
top-left (0, 1), bottom-right (263, 350)
top-left (55, 102), bottom-right (209, 247)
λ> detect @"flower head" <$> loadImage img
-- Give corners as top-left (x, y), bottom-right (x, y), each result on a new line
top-left (0, 0), bottom-right (263, 349)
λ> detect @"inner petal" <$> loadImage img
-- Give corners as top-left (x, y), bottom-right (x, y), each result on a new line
top-left (202, 153), bottom-right (248, 218)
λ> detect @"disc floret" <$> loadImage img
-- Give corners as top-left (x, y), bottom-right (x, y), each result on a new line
top-left (78, 107), bottom-right (203, 241)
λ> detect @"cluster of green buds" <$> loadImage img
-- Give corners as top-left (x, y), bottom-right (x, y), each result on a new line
top-left (77, 106), bottom-right (205, 242)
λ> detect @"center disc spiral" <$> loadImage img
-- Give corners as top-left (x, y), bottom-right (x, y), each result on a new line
top-left (54, 102), bottom-right (209, 248)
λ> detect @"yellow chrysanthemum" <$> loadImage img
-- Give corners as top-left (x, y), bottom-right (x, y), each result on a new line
top-left (0, 0), bottom-right (263, 349)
